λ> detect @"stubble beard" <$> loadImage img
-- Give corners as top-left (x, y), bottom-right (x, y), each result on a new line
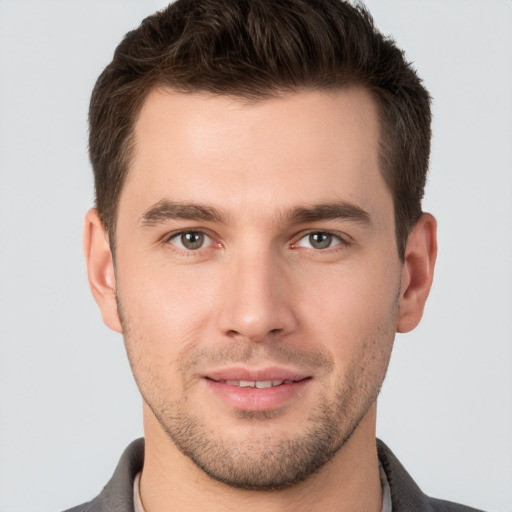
top-left (118, 297), bottom-right (396, 491)
top-left (152, 371), bottom-right (379, 490)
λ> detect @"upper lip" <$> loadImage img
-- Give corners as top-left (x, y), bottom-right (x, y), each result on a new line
top-left (204, 367), bottom-right (310, 383)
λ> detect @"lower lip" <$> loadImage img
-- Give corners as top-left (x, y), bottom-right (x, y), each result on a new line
top-left (205, 379), bottom-right (310, 411)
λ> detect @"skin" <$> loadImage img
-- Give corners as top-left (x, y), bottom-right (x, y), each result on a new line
top-left (84, 87), bottom-right (437, 512)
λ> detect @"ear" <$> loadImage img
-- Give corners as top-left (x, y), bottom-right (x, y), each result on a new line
top-left (83, 209), bottom-right (122, 333)
top-left (397, 213), bottom-right (437, 333)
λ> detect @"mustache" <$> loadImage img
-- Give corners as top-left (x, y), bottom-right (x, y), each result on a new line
top-left (179, 340), bottom-right (335, 374)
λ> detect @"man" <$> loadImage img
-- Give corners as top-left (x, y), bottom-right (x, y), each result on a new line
top-left (68, 1), bottom-right (483, 511)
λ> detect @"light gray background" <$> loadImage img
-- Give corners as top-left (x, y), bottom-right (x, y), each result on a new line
top-left (1, 1), bottom-right (511, 511)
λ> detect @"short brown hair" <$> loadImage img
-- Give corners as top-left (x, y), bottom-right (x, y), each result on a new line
top-left (89, 0), bottom-right (431, 260)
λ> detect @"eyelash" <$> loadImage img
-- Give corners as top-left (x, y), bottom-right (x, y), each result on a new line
top-left (164, 229), bottom-right (350, 254)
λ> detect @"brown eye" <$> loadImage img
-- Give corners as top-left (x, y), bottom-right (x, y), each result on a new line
top-left (170, 231), bottom-right (208, 250)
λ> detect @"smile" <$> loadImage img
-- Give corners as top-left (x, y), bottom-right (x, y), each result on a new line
top-left (204, 374), bottom-right (311, 411)
top-left (218, 379), bottom-right (295, 388)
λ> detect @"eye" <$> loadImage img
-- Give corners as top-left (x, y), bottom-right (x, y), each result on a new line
top-left (294, 231), bottom-right (343, 250)
top-left (168, 231), bottom-right (211, 250)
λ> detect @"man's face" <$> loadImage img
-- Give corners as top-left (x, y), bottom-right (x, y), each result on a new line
top-left (112, 88), bottom-right (403, 488)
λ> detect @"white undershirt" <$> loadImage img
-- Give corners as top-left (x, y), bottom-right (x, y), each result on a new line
top-left (380, 462), bottom-right (393, 512)
top-left (133, 472), bottom-right (144, 512)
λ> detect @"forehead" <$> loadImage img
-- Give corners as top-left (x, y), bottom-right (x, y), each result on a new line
top-left (120, 87), bottom-right (389, 223)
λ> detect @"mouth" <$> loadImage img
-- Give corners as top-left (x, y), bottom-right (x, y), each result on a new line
top-left (203, 370), bottom-right (312, 411)
top-left (212, 379), bottom-right (300, 389)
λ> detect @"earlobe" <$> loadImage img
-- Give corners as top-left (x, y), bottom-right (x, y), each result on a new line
top-left (83, 209), bottom-right (122, 333)
top-left (397, 213), bottom-right (437, 333)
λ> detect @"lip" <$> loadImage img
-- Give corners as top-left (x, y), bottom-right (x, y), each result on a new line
top-left (204, 367), bottom-right (312, 412)
top-left (205, 366), bottom-right (309, 383)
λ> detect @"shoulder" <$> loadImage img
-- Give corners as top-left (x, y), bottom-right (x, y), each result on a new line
top-left (377, 439), bottom-right (486, 512)
top-left (61, 439), bottom-right (144, 512)
top-left (63, 504), bottom-right (96, 512)
top-left (427, 497), bottom-right (485, 512)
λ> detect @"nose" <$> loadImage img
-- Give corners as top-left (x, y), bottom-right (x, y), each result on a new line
top-left (217, 247), bottom-right (299, 343)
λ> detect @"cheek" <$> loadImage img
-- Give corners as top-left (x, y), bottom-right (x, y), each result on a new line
top-left (118, 255), bottom-right (221, 340)
top-left (115, 261), bottom-right (220, 398)
top-left (298, 257), bottom-right (400, 319)
top-left (297, 260), bottom-right (400, 363)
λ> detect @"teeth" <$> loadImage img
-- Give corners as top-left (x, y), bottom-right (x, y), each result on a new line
top-left (255, 380), bottom-right (273, 389)
top-left (224, 380), bottom-right (286, 388)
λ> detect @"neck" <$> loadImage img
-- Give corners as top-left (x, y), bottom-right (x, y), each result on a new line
top-left (139, 403), bottom-right (382, 512)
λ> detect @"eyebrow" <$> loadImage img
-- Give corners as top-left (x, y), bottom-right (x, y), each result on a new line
top-left (286, 202), bottom-right (372, 226)
top-left (139, 199), bottom-right (372, 227)
top-left (139, 199), bottom-right (227, 226)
